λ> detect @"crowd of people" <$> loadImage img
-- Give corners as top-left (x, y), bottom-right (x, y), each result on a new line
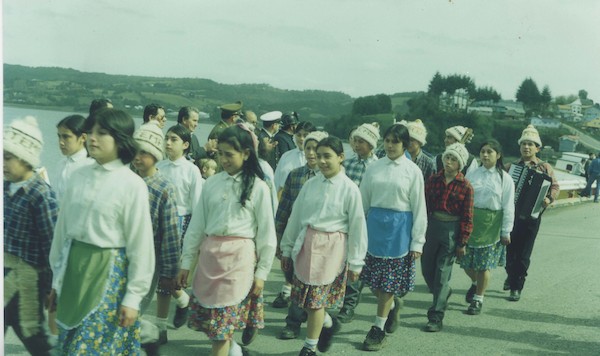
top-left (4, 97), bottom-right (570, 356)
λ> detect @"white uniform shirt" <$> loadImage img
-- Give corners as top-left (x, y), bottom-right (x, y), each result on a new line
top-left (51, 148), bottom-right (95, 202)
top-left (280, 171), bottom-right (368, 273)
top-left (181, 172), bottom-right (277, 281)
top-left (259, 159), bottom-right (279, 215)
top-left (49, 160), bottom-right (155, 310)
top-left (274, 148), bottom-right (306, 191)
top-left (360, 155), bottom-right (428, 253)
top-left (156, 156), bottom-right (204, 216)
top-left (466, 165), bottom-right (515, 237)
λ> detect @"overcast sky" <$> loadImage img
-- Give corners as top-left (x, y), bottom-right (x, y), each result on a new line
top-left (3, 0), bottom-right (599, 100)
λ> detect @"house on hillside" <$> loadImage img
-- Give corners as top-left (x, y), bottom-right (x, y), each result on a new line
top-left (467, 106), bottom-right (493, 116)
top-left (583, 105), bottom-right (600, 122)
top-left (558, 135), bottom-right (579, 152)
top-left (439, 88), bottom-right (470, 112)
top-left (583, 118), bottom-right (600, 132)
top-left (530, 116), bottom-right (561, 128)
top-left (470, 99), bottom-right (525, 119)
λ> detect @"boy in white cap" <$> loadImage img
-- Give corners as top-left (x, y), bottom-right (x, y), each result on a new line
top-left (504, 125), bottom-right (559, 302)
top-left (436, 125), bottom-right (478, 176)
top-left (4, 116), bottom-right (59, 354)
top-left (131, 122), bottom-right (181, 354)
top-left (336, 122), bottom-right (379, 323)
top-left (422, 142), bottom-right (474, 332)
top-left (406, 119), bottom-right (436, 181)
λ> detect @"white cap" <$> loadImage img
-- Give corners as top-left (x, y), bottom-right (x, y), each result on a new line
top-left (443, 143), bottom-right (469, 170)
top-left (134, 122), bottom-right (164, 161)
top-left (260, 111), bottom-right (283, 122)
top-left (3, 116), bottom-right (44, 168)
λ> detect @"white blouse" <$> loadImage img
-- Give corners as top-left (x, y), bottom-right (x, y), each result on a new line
top-left (274, 148), bottom-right (306, 191)
top-left (280, 171), bottom-right (368, 273)
top-left (49, 160), bottom-right (155, 310)
top-left (466, 165), bottom-right (515, 237)
top-left (181, 172), bottom-right (277, 281)
top-left (156, 156), bottom-right (204, 216)
top-left (51, 148), bottom-right (95, 202)
top-left (360, 155), bottom-right (428, 253)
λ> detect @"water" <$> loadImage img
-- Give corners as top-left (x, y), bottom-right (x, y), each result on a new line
top-left (3, 106), bottom-right (214, 181)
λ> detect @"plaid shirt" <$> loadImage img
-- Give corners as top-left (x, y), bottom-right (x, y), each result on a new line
top-left (145, 173), bottom-right (180, 279)
top-left (425, 170), bottom-right (474, 246)
top-left (413, 150), bottom-right (436, 182)
top-left (4, 175), bottom-right (58, 268)
top-left (275, 165), bottom-right (316, 238)
top-left (343, 154), bottom-right (378, 186)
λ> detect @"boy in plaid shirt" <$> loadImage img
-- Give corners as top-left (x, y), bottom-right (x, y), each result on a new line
top-left (132, 122), bottom-right (181, 354)
top-left (422, 143), bottom-right (474, 332)
top-left (4, 116), bottom-right (58, 355)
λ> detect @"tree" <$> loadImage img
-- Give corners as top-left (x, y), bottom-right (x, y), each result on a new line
top-left (579, 89), bottom-right (588, 100)
top-left (516, 78), bottom-right (541, 110)
top-left (428, 72), bottom-right (444, 96)
top-left (540, 85), bottom-right (552, 113)
top-left (351, 94), bottom-right (391, 116)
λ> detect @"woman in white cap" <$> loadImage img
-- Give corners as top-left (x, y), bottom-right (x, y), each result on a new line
top-left (359, 124), bottom-right (427, 350)
top-left (422, 142), bottom-right (474, 332)
top-left (460, 139), bottom-right (515, 315)
top-left (406, 119), bottom-right (436, 181)
top-left (504, 125), bottom-right (559, 302)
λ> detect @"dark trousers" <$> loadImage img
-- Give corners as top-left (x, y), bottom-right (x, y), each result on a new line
top-left (505, 217), bottom-right (542, 291)
top-left (285, 302), bottom-right (308, 330)
top-left (341, 279), bottom-right (365, 311)
top-left (4, 263), bottom-right (53, 356)
top-left (421, 219), bottom-right (458, 322)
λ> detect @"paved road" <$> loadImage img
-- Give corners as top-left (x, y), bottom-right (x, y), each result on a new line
top-left (5, 202), bottom-right (600, 355)
top-left (561, 123), bottom-right (600, 152)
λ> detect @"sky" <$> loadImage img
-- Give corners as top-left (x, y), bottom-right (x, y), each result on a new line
top-left (2, 0), bottom-right (600, 100)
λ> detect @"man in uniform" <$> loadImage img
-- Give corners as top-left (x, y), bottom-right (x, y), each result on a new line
top-left (208, 101), bottom-right (243, 140)
top-left (274, 112), bottom-right (299, 160)
top-left (258, 111), bottom-right (282, 169)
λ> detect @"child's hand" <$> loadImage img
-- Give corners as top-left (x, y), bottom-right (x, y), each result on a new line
top-left (46, 289), bottom-right (57, 312)
top-left (119, 305), bottom-right (138, 327)
top-left (176, 269), bottom-right (190, 289)
top-left (348, 271), bottom-right (360, 282)
top-left (501, 236), bottom-right (511, 245)
top-left (281, 257), bottom-right (292, 272)
top-left (410, 251), bottom-right (422, 260)
top-left (251, 278), bottom-right (264, 297)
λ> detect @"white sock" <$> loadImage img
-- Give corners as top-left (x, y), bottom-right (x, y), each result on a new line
top-left (473, 294), bottom-right (484, 302)
top-left (156, 317), bottom-right (168, 331)
top-left (175, 291), bottom-right (190, 308)
top-left (390, 300), bottom-right (395, 310)
top-left (229, 339), bottom-right (243, 356)
top-left (304, 338), bottom-right (318, 351)
top-left (323, 312), bottom-right (333, 328)
top-left (281, 284), bottom-right (292, 297)
top-left (374, 316), bottom-right (387, 330)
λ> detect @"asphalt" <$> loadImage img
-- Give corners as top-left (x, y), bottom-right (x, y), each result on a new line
top-left (5, 200), bottom-right (600, 355)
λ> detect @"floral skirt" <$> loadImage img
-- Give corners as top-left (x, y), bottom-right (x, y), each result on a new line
top-left (291, 264), bottom-right (348, 310)
top-left (187, 291), bottom-right (264, 341)
top-left (58, 247), bottom-right (141, 355)
top-left (360, 253), bottom-right (416, 296)
top-left (460, 241), bottom-right (505, 271)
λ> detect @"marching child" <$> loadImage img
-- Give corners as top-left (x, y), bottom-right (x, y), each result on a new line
top-left (504, 125), bottom-right (559, 301)
top-left (461, 139), bottom-right (515, 315)
top-left (4, 116), bottom-right (59, 355)
top-left (132, 122), bottom-right (181, 351)
top-left (49, 108), bottom-right (155, 354)
top-left (275, 131), bottom-right (329, 340)
top-left (177, 124), bottom-right (277, 356)
top-left (422, 142), bottom-right (474, 332)
top-left (280, 136), bottom-right (368, 356)
top-left (198, 158), bottom-right (218, 179)
top-left (52, 114), bottom-right (95, 201)
top-left (359, 124), bottom-right (427, 351)
top-left (156, 124), bottom-right (204, 327)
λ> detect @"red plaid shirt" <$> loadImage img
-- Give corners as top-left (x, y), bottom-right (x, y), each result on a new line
top-left (425, 170), bottom-right (474, 246)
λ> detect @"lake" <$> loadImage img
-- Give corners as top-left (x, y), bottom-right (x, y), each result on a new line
top-left (3, 106), bottom-right (355, 181)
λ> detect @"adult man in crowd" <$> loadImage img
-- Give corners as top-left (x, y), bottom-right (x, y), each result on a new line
top-left (258, 111), bottom-right (282, 169)
top-left (208, 101), bottom-right (243, 140)
top-left (177, 106), bottom-right (216, 162)
top-left (143, 103), bottom-right (167, 129)
top-left (274, 112), bottom-right (299, 160)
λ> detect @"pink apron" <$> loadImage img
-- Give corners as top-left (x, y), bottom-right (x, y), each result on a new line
top-left (294, 227), bottom-right (347, 286)
top-left (193, 236), bottom-right (255, 308)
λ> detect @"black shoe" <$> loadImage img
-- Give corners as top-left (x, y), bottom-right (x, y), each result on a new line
top-left (508, 290), bottom-right (521, 302)
top-left (242, 326), bottom-right (258, 346)
top-left (424, 320), bottom-right (443, 332)
top-left (384, 297), bottom-right (403, 334)
top-left (173, 305), bottom-right (189, 329)
top-left (503, 279), bottom-right (510, 291)
top-left (363, 326), bottom-right (386, 351)
top-left (336, 307), bottom-right (355, 323)
top-left (317, 316), bottom-right (340, 352)
top-left (158, 329), bottom-right (168, 345)
top-left (141, 341), bottom-right (161, 356)
top-left (467, 300), bottom-right (482, 315)
top-left (278, 325), bottom-right (300, 340)
top-left (272, 292), bottom-right (291, 308)
top-left (299, 346), bottom-right (317, 356)
top-left (465, 285), bottom-right (476, 303)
